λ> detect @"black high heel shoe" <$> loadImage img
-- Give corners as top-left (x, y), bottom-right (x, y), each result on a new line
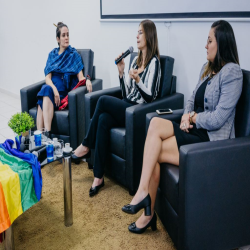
top-left (122, 194), bottom-right (151, 216)
top-left (128, 212), bottom-right (157, 234)
top-left (71, 150), bottom-right (91, 164)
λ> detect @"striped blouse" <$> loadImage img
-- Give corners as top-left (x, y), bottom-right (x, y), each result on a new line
top-left (119, 55), bottom-right (161, 104)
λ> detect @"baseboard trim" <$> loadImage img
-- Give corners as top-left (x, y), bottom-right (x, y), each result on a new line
top-left (0, 88), bottom-right (20, 99)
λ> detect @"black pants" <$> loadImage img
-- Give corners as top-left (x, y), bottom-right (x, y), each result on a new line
top-left (82, 95), bottom-right (135, 178)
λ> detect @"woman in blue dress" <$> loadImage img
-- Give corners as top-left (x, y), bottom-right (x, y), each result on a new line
top-left (36, 22), bottom-right (92, 135)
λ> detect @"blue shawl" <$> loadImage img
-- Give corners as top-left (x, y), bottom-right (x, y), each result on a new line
top-left (0, 140), bottom-right (42, 201)
top-left (44, 45), bottom-right (84, 89)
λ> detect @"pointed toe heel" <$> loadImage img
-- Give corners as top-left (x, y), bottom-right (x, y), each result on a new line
top-left (122, 194), bottom-right (151, 215)
top-left (71, 150), bottom-right (91, 163)
top-left (128, 212), bottom-right (157, 234)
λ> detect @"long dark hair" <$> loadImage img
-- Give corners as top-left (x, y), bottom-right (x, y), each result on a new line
top-left (56, 22), bottom-right (68, 46)
top-left (202, 20), bottom-right (239, 79)
top-left (137, 20), bottom-right (160, 68)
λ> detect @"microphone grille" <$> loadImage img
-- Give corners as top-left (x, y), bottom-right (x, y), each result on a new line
top-left (129, 46), bottom-right (134, 53)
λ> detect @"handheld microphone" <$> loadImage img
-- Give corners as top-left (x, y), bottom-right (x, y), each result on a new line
top-left (115, 46), bottom-right (134, 65)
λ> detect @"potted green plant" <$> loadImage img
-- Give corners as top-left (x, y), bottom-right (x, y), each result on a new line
top-left (8, 112), bottom-right (35, 139)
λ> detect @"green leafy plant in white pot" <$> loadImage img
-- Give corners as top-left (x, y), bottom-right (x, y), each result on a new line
top-left (8, 112), bottom-right (35, 143)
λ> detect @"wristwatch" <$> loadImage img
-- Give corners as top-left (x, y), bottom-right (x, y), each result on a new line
top-left (86, 75), bottom-right (91, 81)
top-left (189, 111), bottom-right (196, 124)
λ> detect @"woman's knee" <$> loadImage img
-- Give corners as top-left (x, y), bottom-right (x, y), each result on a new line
top-left (98, 113), bottom-right (113, 130)
top-left (148, 117), bottom-right (163, 134)
top-left (148, 117), bottom-right (172, 136)
top-left (97, 95), bottom-right (110, 106)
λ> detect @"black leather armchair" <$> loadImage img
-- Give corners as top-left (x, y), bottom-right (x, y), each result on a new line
top-left (20, 49), bottom-right (103, 149)
top-left (85, 53), bottom-right (184, 195)
top-left (145, 69), bottom-right (250, 250)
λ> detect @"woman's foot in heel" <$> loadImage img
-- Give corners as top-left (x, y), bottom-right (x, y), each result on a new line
top-left (72, 145), bottom-right (91, 163)
top-left (128, 212), bottom-right (157, 234)
top-left (122, 193), bottom-right (151, 215)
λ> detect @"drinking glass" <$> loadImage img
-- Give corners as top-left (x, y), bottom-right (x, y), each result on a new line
top-left (54, 139), bottom-right (64, 157)
top-left (41, 128), bottom-right (48, 143)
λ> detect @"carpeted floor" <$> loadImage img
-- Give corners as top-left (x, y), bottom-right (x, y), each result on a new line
top-left (0, 160), bottom-right (176, 250)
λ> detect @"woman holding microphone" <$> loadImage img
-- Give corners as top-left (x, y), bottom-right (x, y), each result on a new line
top-left (72, 19), bottom-right (161, 197)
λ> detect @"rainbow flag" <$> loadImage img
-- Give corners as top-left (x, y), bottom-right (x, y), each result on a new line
top-left (0, 148), bottom-right (38, 234)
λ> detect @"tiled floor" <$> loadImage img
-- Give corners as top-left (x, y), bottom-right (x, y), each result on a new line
top-left (0, 92), bottom-right (21, 143)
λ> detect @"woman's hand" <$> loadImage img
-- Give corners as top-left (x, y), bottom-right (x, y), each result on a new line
top-left (53, 88), bottom-right (60, 107)
top-left (129, 69), bottom-right (140, 83)
top-left (116, 53), bottom-right (125, 78)
top-left (86, 79), bottom-right (92, 92)
top-left (180, 113), bottom-right (193, 133)
top-left (192, 113), bottom-right (197, 124)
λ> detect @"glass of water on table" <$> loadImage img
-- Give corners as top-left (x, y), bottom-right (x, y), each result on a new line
top-left (53, 138), bottom-right (64, 157)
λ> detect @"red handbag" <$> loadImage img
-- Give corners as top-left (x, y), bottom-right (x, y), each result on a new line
top-left (59, 79), bottom-right (86, 110)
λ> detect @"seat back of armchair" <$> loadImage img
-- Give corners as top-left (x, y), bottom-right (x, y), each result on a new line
top-left (235, 69), bottom-right (250, 137)
top-left (77, 49), bottom-right (94, 79)
top-left (128, 52), bottom-right (175, 98)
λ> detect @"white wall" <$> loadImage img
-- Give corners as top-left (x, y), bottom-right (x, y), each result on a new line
top-left (0, 0), bottom-right (250, 104)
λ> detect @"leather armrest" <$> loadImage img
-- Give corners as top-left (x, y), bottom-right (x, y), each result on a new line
top-left (20, 80), bottom-right (45, 112)
top-left (68, 79), bottom-right (103, 149)
top-left (146, 109), bottom-right (183, 132)
top-left (178, 136), bottom-right (250, 249)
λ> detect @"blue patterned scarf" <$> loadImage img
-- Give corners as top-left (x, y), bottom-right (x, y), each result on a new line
top-left (44, 45), bottom-right (84, 89)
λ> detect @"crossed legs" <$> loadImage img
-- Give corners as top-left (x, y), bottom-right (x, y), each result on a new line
top-left (36, 96), bottom-right (54, 131)
top-left (129, 117), bottom-right (179, 228)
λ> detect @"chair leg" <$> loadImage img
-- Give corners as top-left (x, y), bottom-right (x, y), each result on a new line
top-left (88, 163), bottom-right (93, 169)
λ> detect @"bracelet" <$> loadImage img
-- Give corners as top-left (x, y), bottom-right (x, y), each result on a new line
top-left (189, 116), bottom-right (192, 124)
top-left (86, 75), bottom-right (91, 81)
